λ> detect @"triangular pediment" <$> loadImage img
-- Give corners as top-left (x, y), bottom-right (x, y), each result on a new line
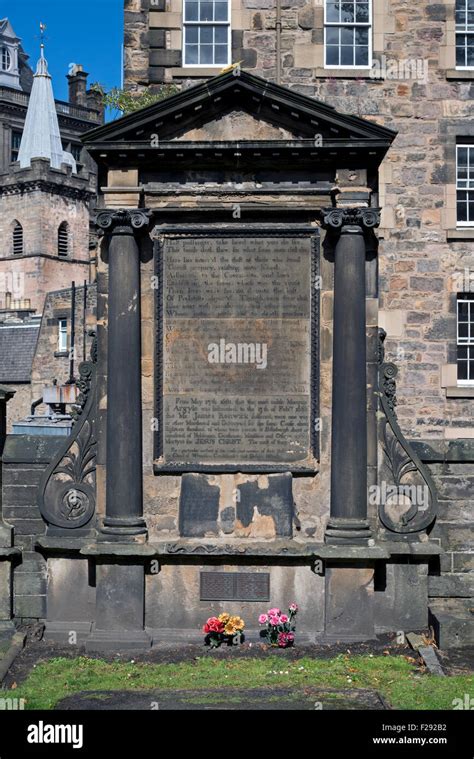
top-left (83, 70), bottom-right (396, 149)
top-left (173, 110), bottom-right (295, 142)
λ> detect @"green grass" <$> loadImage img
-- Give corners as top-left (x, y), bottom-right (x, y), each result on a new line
top-left (9, 653), bottom-right (473, 710)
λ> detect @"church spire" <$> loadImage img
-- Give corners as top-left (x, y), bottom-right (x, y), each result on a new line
top-left (17, 33), bottom-right (76, 173)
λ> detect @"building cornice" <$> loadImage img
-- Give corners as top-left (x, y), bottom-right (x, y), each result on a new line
top-left (0, 179), bottom-right (93, 201)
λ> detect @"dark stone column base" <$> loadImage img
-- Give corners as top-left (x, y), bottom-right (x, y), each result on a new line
top-left (324, 517), bottom-right (372, 546)
top-left (99, 516), bottom-right (148, 541)
top-left (323, 563), bottom-right (376, 642)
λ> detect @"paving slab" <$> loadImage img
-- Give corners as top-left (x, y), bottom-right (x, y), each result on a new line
top-left (56, 687), bottom-right (389, 711)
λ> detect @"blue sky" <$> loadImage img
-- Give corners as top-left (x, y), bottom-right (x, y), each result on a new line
top-left (4, 0), bottom-right (124, 101)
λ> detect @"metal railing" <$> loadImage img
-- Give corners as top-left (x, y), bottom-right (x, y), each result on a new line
top-left (0, 86), bottom-right (101, 123)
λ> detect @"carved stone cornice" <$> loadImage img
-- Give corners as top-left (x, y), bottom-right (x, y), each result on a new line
top-left (319, 207), bottom-right (381, 232)
top-left (93, 208), bottom-right (152, 236)
top-left (0, 179), bottom-right (93, 201)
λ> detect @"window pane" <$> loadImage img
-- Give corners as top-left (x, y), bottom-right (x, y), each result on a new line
top-left (215, 26), bottom-right (227, 43)
top-left (341, 45), bottom-right (354, 65)
top-left (356, 2), bottom-right (370, 22)
top-left (355, 27), bottom-right (369, 45)
top-left (458, 199), bottom-right (468, 221)
top-left (326, 45), bottom-right (339, 65)
top-left (458, 346), bottom-right (468, 359)
top-left (355, 45), bottom-right (369, 65)
top-left (185, 26), bottom-right (199, 43)
top-left (341, 27), bottom-right (354, 45)
top-left (457, 42), bottom-right (466, 66)
top-left (459, 322), bottom-right (469, 337)
top-left (326, 2), bottom-right (340, 23)
top-left (340, 2), bottom-right (355, 23)
top-left (459, 301), bottom-right (469, 321)
top-left (185, 1), bottom-right (199, 20)
top-left (215, 2), bottom-right (228, 21)
top-left (467, 39), bottom-right (474, 65)
top-left (326, 27), bottom-right (339, 44)
top-left (215, 44), bottom-right (228, 63)
top-left (458, 147), bottom-right (468, 166)
top-left (200, 2), bottom-right (214, 20)
top-left (200, 44), bottom-right (213, 63)
top-left (458, 360), bottom-right (468, 379)
top-left (201, 26), bottom-right (213, 43)
top-left (185, 44), bottom-right (199, 64)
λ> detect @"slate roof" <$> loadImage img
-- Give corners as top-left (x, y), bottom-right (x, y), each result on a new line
top-left (0, 324), bottom-right (39, 382)
top-left (18, 46), bottom-right (76, 172)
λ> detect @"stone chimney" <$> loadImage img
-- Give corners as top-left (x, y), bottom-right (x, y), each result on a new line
top-left (67, 64), bottom-right (89, 107)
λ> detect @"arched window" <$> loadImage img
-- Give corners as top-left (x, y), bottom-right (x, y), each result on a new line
top-left (58, 222), bottom-right (69, 257)
top-left (12, 220), bottom-right (23, 255)
top-left (1, 47), bottom-right (11, 72)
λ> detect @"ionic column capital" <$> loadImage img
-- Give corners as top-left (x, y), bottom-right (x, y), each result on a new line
top-left (320, 207), bottom-right (381, 233)
top-left (93, 208), bottom-right (152, 236)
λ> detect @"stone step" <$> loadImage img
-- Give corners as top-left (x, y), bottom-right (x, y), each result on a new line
top-left (429, 599), bottom-right (474, 649)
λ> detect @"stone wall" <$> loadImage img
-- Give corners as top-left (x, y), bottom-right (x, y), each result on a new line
top-left (1, 436), bottom-right (64, 621)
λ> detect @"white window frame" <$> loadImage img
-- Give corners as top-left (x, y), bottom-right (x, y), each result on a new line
top-left (456, 144), bottom-right (474, 227)
top-left (1, 47), bottom-right (11, 72)
top-left (455, 0), bottom-right (474, 70)
top-left (324, 0), bottom-right (373, 70)
top-left (457, 296), bottom-right (474, 385)
top-left (58, 319), bottom-right (68, 353)
top-left (182, 0), bottom-right (231, 68)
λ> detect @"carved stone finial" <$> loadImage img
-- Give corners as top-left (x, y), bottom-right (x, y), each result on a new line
top-left (320, 207), bottom-right (381, 231)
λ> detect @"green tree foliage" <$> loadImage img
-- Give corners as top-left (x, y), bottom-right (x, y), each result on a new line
top-left (90, 84), bottom-right (179, 119)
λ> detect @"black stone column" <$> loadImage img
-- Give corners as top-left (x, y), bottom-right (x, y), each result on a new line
top-left (321, 208), bottom-right (381, 545)
top-left (84, 210), bottom-right (153, 652)
top-left (95, 209), bottom-right (151, 540)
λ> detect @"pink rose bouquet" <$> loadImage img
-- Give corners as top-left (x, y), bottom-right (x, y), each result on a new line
top-left (258, 603), bottom-right (298, 648)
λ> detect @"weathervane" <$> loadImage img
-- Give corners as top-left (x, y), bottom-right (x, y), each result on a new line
top-left (38, 22), bottom-right (47, 51)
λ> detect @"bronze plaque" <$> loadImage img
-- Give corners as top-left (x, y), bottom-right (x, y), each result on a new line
top-left (156, 229), bottom-right (318, 471)
top-left (200, 572), bottom-right (270, 601)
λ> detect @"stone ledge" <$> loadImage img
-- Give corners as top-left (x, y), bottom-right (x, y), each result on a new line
top-left (35, 537), bottom-right (91, 554)
top-left (0, 547), bottom-right (21, 558)
top-left (444, 386), bottom-right (474, 398)
top-left (410, 439), bottom-right (474, 463)
top-left (80, 543), bottom-right (156, 558)
top-left (446, 228), bottom-right (474, 240)
top-left (34, 538), bottom-right (444, 561)
top-left (2, 435), bottom-right (64, 464)
top-left (382, 541), bottom-right (443, 557)
top-left (446, 69), bottom-right (474, 80)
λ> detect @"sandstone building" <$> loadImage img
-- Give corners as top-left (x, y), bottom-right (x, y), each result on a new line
top-left (0, 20), bottom-right (101, 428)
